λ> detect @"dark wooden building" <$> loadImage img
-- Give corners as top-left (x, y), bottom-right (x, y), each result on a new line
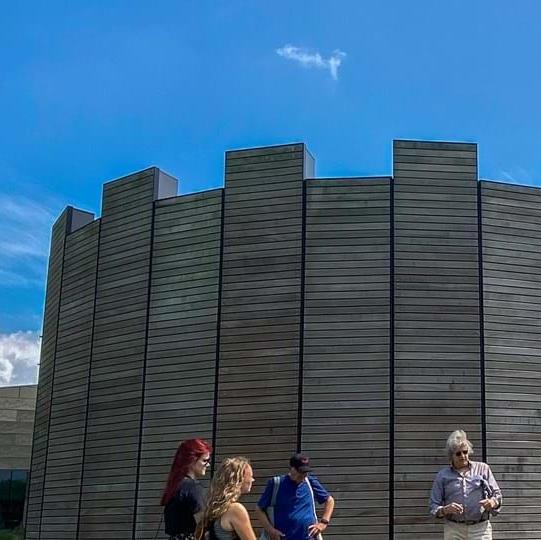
top-left (25, 140), bottom-right (541, 539)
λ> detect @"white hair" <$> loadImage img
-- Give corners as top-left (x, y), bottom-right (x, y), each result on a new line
top-left (446, 430), bottom-right (474, 461)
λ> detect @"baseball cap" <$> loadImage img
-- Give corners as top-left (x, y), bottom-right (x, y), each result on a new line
top-left (290, 453), bottom-right (312, 473)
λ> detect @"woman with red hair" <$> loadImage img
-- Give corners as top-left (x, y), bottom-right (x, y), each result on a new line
top-left (162, 438), bottom-right (213, 540)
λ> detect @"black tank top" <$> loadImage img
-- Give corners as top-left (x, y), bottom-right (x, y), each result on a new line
top-left (164, 477), bottom-right (205, 535)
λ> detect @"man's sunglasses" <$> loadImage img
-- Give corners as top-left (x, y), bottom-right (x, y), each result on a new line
top-left (455, 450), bottom-right (469, 457)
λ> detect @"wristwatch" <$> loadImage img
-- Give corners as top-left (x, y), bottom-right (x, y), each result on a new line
top-left (320, 518), bottom-right (330, 525)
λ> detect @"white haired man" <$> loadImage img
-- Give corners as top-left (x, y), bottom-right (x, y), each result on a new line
top-left (429, 430), bottom-right (502, 540)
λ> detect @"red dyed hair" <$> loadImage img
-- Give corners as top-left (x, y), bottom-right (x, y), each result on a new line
top-left (161, 438), bottom-right (212, 506)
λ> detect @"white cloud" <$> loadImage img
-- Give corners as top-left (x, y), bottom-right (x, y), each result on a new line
top-left (276, 44), bottom-right (346, 80)
top-left (0, 331), bottom-right (41, 386)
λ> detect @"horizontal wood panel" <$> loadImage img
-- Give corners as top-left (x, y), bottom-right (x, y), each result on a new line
top-left (26, 145), bottom-right (541, 540)
top-left (25, 210), bottom-right (69, 539)
top-left (482, 182), bottom-right (541, 540)
top-left (79, 172), bottom-right (155, 539)
top-left (214, 145), bottom-right (308, 518)
top-left (393, 141), bottom-right (482, 539)
top-left (135, 191), bottom-right (221, 539)
top-left (303, 179), bottom-right (391, 539)
top-left (40, 220), bottom-right (99, 539)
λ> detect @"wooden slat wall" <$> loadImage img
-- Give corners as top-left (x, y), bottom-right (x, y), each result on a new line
top-left (215, 144), bottom-right (310, 511)
top-left (135, 191), bottom-right (222, 539)
top-left (303, 179), bottom-right (391, 539)
top-left (393, 141), bottom-right (482, 538)
top-left (79, 170), bottom-right (156, 539)
top-left (481, 181), bottom-right (541, 540)
top-left (27, 142), bottom-right (541, 540)
top-left (25, 210), bottom-right (69, 540)
top-left (40, 220), bottom-right (99, 539)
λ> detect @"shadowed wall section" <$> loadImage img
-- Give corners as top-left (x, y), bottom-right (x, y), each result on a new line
top-left (40, 218), bottom-right (98, 540)
top-left (78, 169), bottom-right (173, 539)
top-left (135, 190), bottom-right (222, 539)
top-left (25, 210), bottom-right (70, 539)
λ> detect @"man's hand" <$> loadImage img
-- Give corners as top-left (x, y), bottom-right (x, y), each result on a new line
top-left (480, 498), bottom-right (497, 511)
top-left (308, 521), bottom-right (327, 537)
top-left (443, 503), bottom-right (464, 515)
top-left (268, 527), bottom-right (285, 540)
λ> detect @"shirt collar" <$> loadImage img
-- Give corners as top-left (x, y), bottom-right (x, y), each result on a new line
top-left (449, 461), bottom-right (471, 473)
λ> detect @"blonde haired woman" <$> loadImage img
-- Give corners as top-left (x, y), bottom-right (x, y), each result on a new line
top-left (197, 456), bottom-right (257, 540)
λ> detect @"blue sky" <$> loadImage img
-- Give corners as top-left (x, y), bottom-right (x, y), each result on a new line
top-left (1, 0), bottom-right (540, 384)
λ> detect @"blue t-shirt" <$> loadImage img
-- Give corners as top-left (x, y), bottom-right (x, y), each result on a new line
top-left (257, 475), bottom-right (330, 540)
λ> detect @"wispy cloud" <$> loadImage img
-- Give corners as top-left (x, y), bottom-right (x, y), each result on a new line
top-left (0, 194), bottom-right (61, 289)
top-left (500, 170), bottom-right (517, 182)
top-left (0, 331), bottom-right (41, 386)
top-left (0, 269), bottom-right (44, 288)
top-left (276, 44), bottom-right (346, 80)
top-left (499, 167), bottom-right (534, 185)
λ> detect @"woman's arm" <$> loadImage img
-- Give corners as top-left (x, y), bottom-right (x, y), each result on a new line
top-left (228, 503), bottom-right (257, 540)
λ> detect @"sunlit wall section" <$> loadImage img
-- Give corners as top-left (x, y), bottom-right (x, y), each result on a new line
top-left (0, 385), bottom-right (36, 530)
top-left (303, 178), bottom-right (391, 539)
top-left (393, 141), bottom-right (482, 539)
top-left (214, 144), bottom-right (311, 510)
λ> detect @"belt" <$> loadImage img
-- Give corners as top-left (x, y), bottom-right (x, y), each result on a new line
top-left (447, 516), bottom-right (489, 526)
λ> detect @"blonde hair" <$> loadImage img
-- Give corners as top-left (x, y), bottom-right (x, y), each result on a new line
top-left (196, 456), bottom-right (251, 539)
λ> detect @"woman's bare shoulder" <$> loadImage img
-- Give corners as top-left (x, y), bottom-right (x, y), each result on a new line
top-left (228, 502), bottom-right (249, 517)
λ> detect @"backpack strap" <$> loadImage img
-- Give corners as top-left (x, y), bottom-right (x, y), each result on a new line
top-left (305, 477), bottom-right (323, 540)
top-left (266, 475), bottom-right (281, 526)
top-left (305, 477), bottom-right (317, 515)
top-left (270, 475), bottom-right (281, 507)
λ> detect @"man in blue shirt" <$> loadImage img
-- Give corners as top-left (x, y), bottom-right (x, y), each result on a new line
top-left (255, 454), bottom-right (335, 540)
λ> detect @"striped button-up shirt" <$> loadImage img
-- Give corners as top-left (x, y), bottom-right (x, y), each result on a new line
top-left (429, 461), bottom-right (502, 523)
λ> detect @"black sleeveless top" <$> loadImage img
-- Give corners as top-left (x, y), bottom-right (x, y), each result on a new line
top-left (164, 477), bottom-right (205, 535)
